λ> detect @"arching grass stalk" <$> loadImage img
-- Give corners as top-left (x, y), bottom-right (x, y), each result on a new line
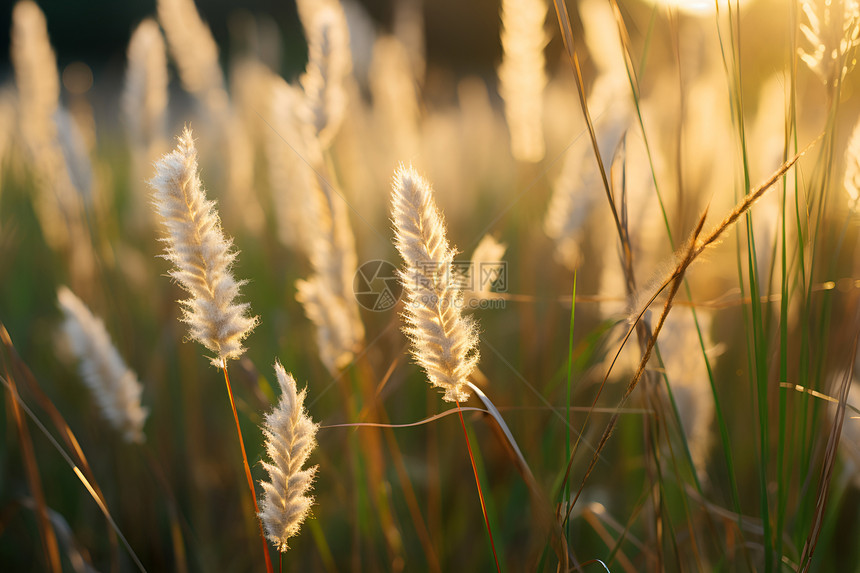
top-left (390, 165), bottom-right (501, 570)
top-left (150, 128), bottom-right (271, 573)
top-left (222, 363), bottom-right (274, 573)
top-left (456, 400), bottom-right (501, 573)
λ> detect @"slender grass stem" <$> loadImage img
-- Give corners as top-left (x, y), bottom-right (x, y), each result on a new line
top-left (565, 271), bottom-right (577, 547)
top-left (221, 364), bottom-right (274, 573)
top-left (455, 400), bottom-right (501, 573)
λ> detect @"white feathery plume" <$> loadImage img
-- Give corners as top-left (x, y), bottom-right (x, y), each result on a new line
top-left (231, 58), bottom-right (277, 151)
top-left (498, 0), bottom-right (548, 162)
top-left (258, 361), bottom-right (318, 552)
top-left (456, 77), bottom-right (511, 201)
top-left (580, 0), bottom-right (627, 95)
top-left (11, 0), bottom-right (58, 149)
top-left (295, 0), bottom-right (326, 28)
top-left (295, 169), bottom-right (365, 372)
top-left (543, 0), bottom-right (632, 271)
top-left (296, 276), bottom-right (364, 372)
top-left (594, 134), bottom-right (662, 319)
top-left (150, 127), bottom-right (258, 366)
top-left (53, 107), bottom-right (93, 202)
top-left (391, 165), bottom-right (480, 403)
top-left (122, 19), bottom-right (168, 150)
top-left (467, 234), bottom-right (507, 301)
top-left (799, 0), bottom-right (860, 85)
top-left (299, 2), bottom-right (352, 149)
top-left (123, 18), bottom-right (169, 227)
top-left (341, 0), bottom-right (376, 83)
top-left (267, 78), bottom-right (319, 250)
top-left (11, 0), bottom-right (77, 250)
top-left (11, 2), bottom-right (97, 292)
top-left (393, 0), bottom-right (426, 83)
top-left (158, 0), bottom-right (266, 237)
top-left (57, 287), bottom-right (148, 444)
top-left (370, 35), bottom-right (420, 161)
top-left (679, 62), bottom-right (735, 216)
top-left (157, 0), bottom-right (228, 118)
top-left (223, 111), bottom-right (265, 234)
top-left (543, 156), bottom-right (601, 269)
top-left (267, 77), bottom-right (364, 372)
top-left (845, 118), bottom-right (860, 212)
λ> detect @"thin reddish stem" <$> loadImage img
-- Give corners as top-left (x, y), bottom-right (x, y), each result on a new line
top-left (222, 364), bottom-right (274, 573)
top-left (455, 400), bottom-right (501, 573)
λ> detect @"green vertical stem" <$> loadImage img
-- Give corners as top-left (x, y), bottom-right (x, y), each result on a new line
top-left (455, 401), bottom-right (501, 572)
top-left (716, 0), bottom-right (774, 567)
top-left (565, 271), bottom-right (577, 546)
top-left (776, 3), bottom-right (799, 562)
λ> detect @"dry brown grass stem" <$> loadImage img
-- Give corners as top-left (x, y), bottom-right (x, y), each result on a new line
top-left (0, 322), bottom-right (131, 570)
top-left (693, 135), bottom-right (820, 257)
top-left (550, 0), bottom-right (627, 262)
top-left (222, 365), bottom-right (274, 573)
top-left (581, 506), bottom-right (636, 573)
top-left (467, 381), bottom-right (570, 570)
top-left (556, 135), bottom-right (818, 525)
top-left (0, 323), bottom-right (112, 520)
top-left (798, 316), bottom-right (860, 571)
top-left (2, 364), bottom-right (61, 572)
top-left (562, 210), bottom-right (707, 527)
top-left (371, 374), bottom-right (442, 573)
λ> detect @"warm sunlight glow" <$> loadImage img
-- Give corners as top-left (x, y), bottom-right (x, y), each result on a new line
top-left (640, 0), bottom-right (754, 15)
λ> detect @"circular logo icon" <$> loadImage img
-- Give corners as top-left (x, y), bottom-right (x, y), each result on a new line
top-left (354, 260), bottom-right (402, 311)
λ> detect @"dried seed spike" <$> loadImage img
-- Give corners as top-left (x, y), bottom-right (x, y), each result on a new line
top-left (391, 165), bottom-right (480, 403)
top-left (57, 287), bottom-right (148, 444)
top-left (150, 127), bottom-right (258, 366)
top-left (498, 0), bottom-right (548, 162)
top-left (257, 361), bottom-right (319, 552)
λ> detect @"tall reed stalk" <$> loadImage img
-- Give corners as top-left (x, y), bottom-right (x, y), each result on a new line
top-left (150, 127), bottom-right (272, 573)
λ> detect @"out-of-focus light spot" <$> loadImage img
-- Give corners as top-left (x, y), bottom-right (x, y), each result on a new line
top-left (62, 61), bottom-right (93, 95)
top-left (639, 0), bottom-right (753, 16)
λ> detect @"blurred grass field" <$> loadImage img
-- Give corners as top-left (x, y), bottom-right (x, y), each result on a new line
top-left (2, 0), bottom-right (860, 571)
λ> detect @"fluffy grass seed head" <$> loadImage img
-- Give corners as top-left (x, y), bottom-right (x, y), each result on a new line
top-left (297, 172), bottom-right (365, 373)
top-left (369, 35), bottom-right (420, 158)
top-left (391, 165), bottom-right (480, 403)
top-left (10, 0), bottom-right (80, 251)
top-left (845, 118), bottom-right (860, 211)
top-left (258, 361), bottom-right (318, 552)
top-left (123, 18), bottom-right (168, 148)
top-left (300, 2), bottom-right (352, 149)
top-left (11, 0), bottom-right (59, 145)
top-left (57, 287), bottom-right (148, 444)
top-left (157, 0), bottom-right (228, 117)
top-left (150, 127), bottom-right (258, 366)
top-left (467, 234), bottom-right (507, 300)
top-left (498, 0), bottom-right (548, 162)
top-left (799, 0), bottom-right (860, 85)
